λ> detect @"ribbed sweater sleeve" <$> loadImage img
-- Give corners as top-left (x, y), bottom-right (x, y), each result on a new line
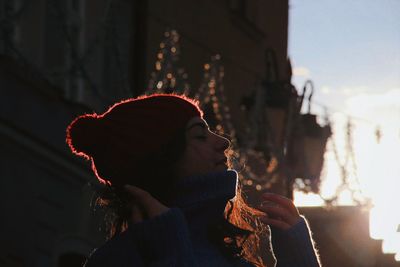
top-left (129, 207), bottom-right (198, 267)
top-left (84, 208), bottom-right (197, 267)
top-left (270, 216), bottom-right (321, 267)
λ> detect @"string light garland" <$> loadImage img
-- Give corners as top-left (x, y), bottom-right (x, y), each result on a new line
top-left (238, 83), bottom-right (284, 191)
top-left (196, 55), bottom-right (236, 142)
top-left (195, 56), bottom-right (283, 192)
top-left (294, 119), bottom-right (370, 207)
top-left (147, 29), bottom-right (190, 95)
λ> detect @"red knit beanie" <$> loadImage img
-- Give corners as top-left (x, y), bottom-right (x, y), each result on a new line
top-left (66, 94), bottom-right (203, 186)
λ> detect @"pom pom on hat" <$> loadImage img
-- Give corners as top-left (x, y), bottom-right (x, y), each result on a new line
top-left (66, 114), bottom-right (102, 160)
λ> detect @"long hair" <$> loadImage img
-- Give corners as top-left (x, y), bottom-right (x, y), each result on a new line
top-left (225, 187), bottom-right (268, 267)
top-left (215, 149), bottom-right (267, 267)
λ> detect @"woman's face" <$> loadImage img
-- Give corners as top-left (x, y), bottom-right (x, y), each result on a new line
top-left (175, 117), bottom-right (231, 179)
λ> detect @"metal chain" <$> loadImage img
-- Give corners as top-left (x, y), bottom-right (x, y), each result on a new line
top-left (320, 120), bottom-right (367, 206)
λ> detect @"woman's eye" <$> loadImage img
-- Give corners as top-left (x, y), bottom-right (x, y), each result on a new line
top-left (196, 135), bottom-right (207, 140)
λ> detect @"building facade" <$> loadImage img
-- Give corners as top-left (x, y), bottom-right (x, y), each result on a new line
top-left (0, 1), bottom-right (291, 266)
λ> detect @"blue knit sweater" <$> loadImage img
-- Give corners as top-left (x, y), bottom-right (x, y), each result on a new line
top-left (85, 170), bottom-right (320, 267)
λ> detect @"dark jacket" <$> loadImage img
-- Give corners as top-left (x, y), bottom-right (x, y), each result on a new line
top-left (85, 170), bottom-right (320, 267)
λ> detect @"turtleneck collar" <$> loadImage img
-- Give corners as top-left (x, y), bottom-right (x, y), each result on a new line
top-left (171, 169), bottom-right (238, 211)
top-left (169, 170), bottom-right (238, 238)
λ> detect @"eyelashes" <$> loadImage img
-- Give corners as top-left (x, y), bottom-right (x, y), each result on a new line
top-left (195, 135), bottom-right (207, 140)
top-left (192, 127), bottom-right (217, 141)
top-left (195, 128), bottom-right (219, 140)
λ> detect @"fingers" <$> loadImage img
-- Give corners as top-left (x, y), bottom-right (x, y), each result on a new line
top-left (124, 185), bottom-right (153, 206)
top-left (257, 193), bottom-right (301, 230)
top-left (260, 205), bottom-right (293, 223)
top-left (123, 184), bottom-right (169, 220)
top-left (261, 193), bottom-right (298, 214)
top-left (130, 204), bottom-right (144, 223)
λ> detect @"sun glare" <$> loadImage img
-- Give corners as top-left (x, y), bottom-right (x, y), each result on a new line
top-left (294, 95), bottom-right (400, 259)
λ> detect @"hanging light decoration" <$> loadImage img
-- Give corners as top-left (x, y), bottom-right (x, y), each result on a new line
top-left (147, 29), bottom-right (190, 95)
top-left (239, 49), bottom-right (300, 194)
top-left (196, 55), bottom-right (237, 143)
top-left (320, 119), bottom-right (368, 206)
top-left (288, 80), bottom-right (332, 194)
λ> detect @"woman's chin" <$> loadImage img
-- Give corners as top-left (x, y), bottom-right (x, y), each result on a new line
top-left (214, 164), bottom-right (228, 172)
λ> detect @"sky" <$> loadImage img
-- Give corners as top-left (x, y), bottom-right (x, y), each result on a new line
top-left (289, 0), bottom-right (400, 112)
top-left (288, 0), bottom-right (400, 257)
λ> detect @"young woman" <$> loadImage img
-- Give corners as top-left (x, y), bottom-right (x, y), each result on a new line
top-left (66, 94), bottom-right (321, 267)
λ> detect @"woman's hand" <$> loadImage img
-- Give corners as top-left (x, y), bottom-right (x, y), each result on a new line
top-left (124, 185), bottom-right (169, 224)
top-left (257, 193), bottom-right (302, 231)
